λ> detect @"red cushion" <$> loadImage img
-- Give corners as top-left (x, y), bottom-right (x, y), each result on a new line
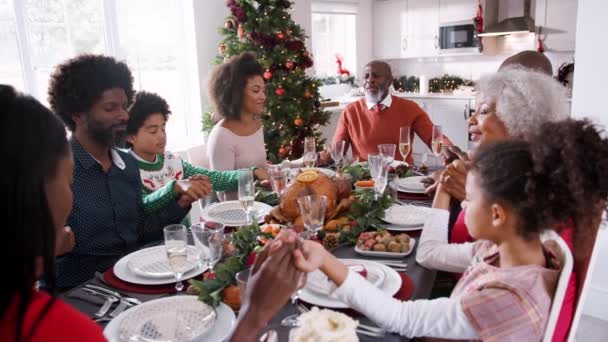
top-left (450, 209), bottom-right (473, 244)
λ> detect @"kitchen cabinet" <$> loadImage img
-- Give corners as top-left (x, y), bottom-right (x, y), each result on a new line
top-left (372, 0), bottom-right (407, 59)
top-left (408, 97), bottom-right (471, 152)
top-left (404, 0), bottom-right (439, 58)
top-left (535, 0), bottom-right (577, 52)
top-left (438, 0), bottom-right (478, 23)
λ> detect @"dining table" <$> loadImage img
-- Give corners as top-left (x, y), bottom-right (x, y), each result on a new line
top-left (60, 169), bottom-right (438, 342)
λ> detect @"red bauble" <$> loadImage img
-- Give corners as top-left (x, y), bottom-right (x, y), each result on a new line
top-left (279, 147), bottom-right (288, 156)
top-left (302, 51), bottom-right (309, 58)
top-left (263, 69), bottom-right (273, 80)
top-left (218, 43), bottom-right (226, 54)
top-left (285, 60), bottom-right (295, 69)
top-left (275, 87), bottom-right (285, 96)
top-left (276, 32), bottom-right (286, 40)
top-left (294, 117), bottom-right (304, 126)
top-left (224, 20), bottom-right (233, 29)
top-left (304, 90), bottom-right (312, 99)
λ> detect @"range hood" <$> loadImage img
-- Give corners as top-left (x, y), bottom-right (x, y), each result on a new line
top-left (478, 0), bottom-right (535, 37)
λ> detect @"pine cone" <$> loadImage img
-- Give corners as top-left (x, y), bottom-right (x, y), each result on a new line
top-left (323, 232), bottom-right (341, 249)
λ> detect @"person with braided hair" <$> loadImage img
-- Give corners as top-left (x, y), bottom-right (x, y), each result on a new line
top-left (288, 120), bottom-right (608, 340)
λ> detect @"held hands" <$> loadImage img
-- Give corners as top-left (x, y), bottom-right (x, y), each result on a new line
top-left (174, 175), bottom-right (213, 208)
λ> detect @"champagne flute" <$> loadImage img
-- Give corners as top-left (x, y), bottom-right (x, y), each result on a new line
top-left (303, 152), bottom-right (316, 168)
top-left (432, 125), bottom-right (443, 157)
top-left (238, 170), bottom-right (255, 224)
top-left (190, 221), bottom-right (225, 273)
top-left (297, 195), bottom-right (328, 240)
top-left (368, 154), bottom-right (390, 198)
top-left (399, 126), bottom-right (411, 166)
top-left (328, 140), bottom-right (345, 169)
top-left (163, 224), bottom-right (188, 292)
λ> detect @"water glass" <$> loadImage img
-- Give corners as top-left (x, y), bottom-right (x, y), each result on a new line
top-left (378, 144), bottom-right (396, 164)
top-left (268, 165), bottom-right (289, 196)
top-left (163, 224), bottom-right (188, 292)
top-left (190, 221), bottom-right (225, 273)
top-left (238, 170), bottom-right (255, 224)
top-left (304, 136), bottom-right (316, 154)
top-left (297, 195), bottom-right (328, 239)
top-left (236, 268), bottom-right (250, 304)
top-left (368, 154), bottom-right (390, 197)
top-left (327, 140), bottom-right (345, 168)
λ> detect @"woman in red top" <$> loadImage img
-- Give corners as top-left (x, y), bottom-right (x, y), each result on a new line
top-left (0, 85), bottom-right (105, 341)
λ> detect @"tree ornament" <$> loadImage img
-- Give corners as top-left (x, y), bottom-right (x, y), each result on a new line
top-left (263, 69), bottom-right (273, 80)
top-left (282, 0), bottom-right (291, 9)
top-left (279, 146), bottom-right (288, 156)
top-left (285, 60), bottom-right (295, 70)
top-left (314, 100), bottom-right (321, 108)
top-left (218, 43), bottom-right (226, 54)
top-left (304, 90), bottom-right (312, 99)
top-left (224, 20), bottom-right (233, 29)
top-left (302, 51), bottom-right (309, 58)
top-left (276, 31), bottom-right (286, 40)
top-left (294, 117), bottom-right (304, 126)
top-left (238, 24), bottom-right (245, 39)
top-left (275, 87), bottom-right (285, 96)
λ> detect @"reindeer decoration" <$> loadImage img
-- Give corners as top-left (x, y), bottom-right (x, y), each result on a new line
top-left (335, 54), bottom-right (351, 78)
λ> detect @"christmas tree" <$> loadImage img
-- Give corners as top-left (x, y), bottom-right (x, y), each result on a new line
top-left (205, 0), bottom-right (331, 163)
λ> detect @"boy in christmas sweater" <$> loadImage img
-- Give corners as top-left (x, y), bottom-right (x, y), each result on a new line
top-left (126, 91), bottom-right (268, 215)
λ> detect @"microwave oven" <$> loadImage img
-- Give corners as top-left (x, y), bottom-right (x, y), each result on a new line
top-left (438, 20), bottom-right (479, 53)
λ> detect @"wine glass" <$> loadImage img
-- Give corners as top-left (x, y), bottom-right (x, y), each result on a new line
top-left (378, 144), bottom-right (396, 164)
top-left (238, 170), bottom-right (255, 224)
top-left (268, 165), bottom-right (289, 196)
top-left (303, 151), bottom-right (316, 169)
top-left (368, 154), bottom-right (390, 198)
top-left (431, 125), bottom-right (443, 157)
top-left (297, 195), bottom-right (328, 239)
top-left (399, 126), bottom-right (411, 166)
top-left (190, 221), bottom-right (224, 274)
top-left (163, 224), bottom-right (188, 292)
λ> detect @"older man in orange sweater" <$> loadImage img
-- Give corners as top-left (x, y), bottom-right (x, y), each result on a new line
top-left (329, 61), bottom-right (447, 164)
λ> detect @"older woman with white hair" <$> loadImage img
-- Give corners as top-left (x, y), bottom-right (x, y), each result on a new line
top-left (428, 67), bottom-right (569, 203)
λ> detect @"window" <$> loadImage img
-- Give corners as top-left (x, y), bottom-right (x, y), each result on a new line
top-left (311, 1), bottom-right (357, 78)
top-left (1, 0), bottom-right (201, 150)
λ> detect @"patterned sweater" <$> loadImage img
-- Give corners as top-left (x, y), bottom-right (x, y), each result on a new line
top-left (130, 151), bottom-right (240, 214)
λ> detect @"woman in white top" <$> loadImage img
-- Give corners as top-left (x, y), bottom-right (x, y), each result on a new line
top-left (207, 52), bottom-right (269, 200)
top-left (287, 121), bottom-right (608, 341)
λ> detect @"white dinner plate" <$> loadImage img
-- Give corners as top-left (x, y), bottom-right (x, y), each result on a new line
top-left (104, 297), bottom-right (235, 342)
top-left (114, 249), bottom-right (207, 285)
top-left (383, 204), bottom-right (430, 227)
top-left (306, 262), bottom-right (385, 296)
top-left (388, 176), bottom-right (426, 194)
top-left (299, 259), bottom-right (402, 309)
top-left (393, 176), bottom-right (427, 192)
top-left (127, 246), bottom-right (200, 279)
top-left (354, 238), bottom-right (416, 258)
top-left (201, 200), bottom-right (272, 226)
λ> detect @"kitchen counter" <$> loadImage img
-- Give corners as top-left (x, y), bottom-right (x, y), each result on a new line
top-left (323, 92), bottom-right (475, 111)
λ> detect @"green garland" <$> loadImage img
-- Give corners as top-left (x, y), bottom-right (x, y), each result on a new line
top-left (393, 75), bottom-right (420, 93)
top-left (429, 75), bottom-right (474, 93)
top-left (317, 75), bottom-right (357, 87)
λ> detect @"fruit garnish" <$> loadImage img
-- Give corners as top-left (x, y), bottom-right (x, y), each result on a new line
top-left (355, 179), bottom-right (374, 187)
top-left (297, 171), bottom-right (319, 183)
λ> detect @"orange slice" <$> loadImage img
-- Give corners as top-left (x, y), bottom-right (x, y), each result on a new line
top-left (296, 171), bottom-right (319, 183)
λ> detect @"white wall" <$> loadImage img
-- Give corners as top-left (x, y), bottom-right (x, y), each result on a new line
top-left (570, 0), bottom-right (608, 324)
top-left (356, 0), bottom-right (373, 76)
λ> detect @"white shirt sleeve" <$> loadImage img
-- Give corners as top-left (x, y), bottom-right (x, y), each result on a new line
top-left (332, 271), bottom-right (479, 339)
top-left (415, 208), bottom-right (475, 273)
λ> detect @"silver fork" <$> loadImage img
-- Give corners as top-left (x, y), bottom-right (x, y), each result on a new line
top-left (109, 299), bottom-right (130, 318)
top-left (86, 289), bottom-right (118, 319)
top-left (296, 304), bottom-right (385, 337)
top-left (85, 284), bottom-right (143, 305)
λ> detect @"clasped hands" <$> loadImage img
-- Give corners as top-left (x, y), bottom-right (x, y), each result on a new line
top-left (422, 146), bottom-right (470, 201)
